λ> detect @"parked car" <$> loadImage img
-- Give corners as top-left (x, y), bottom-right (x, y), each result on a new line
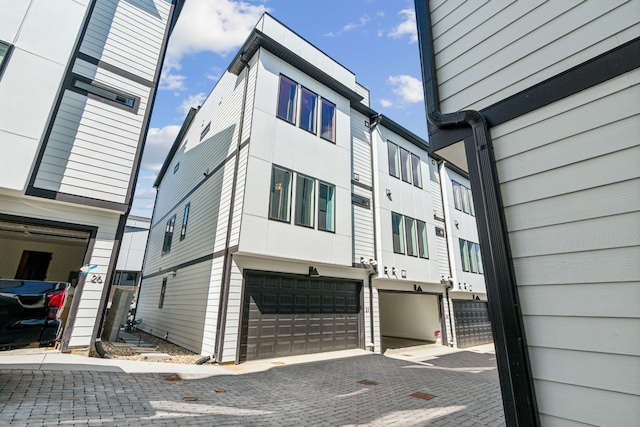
top-left (0, 279), bottom-right (69, 350)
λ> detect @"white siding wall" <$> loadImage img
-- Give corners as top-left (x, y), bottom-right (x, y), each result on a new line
top-left (135, 260), bottom-right (211, 353)
top-left (0, 0), bottom-right (88, 191)
top-left (79, 0), bottom-right (170, 82)
top-left (0, 192), bottom-right (120, 347)
top-left (373, 127), bottom-right (441, 285)
top-left (351, 109), bottom-right (375, 263)
top-left (431, 0), bottom-right (640, 112)
top-left (239, 49), bottom-right (353, 266)
top-left (492, 69), bottom-right (640, 426)
top-left (440, 168), bottom-right (486, 294)
top-left (429, 157), bottom-right (450, 279)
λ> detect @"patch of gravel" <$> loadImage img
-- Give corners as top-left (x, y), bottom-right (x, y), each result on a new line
top-left (98, 330), bottom-right (211, 365)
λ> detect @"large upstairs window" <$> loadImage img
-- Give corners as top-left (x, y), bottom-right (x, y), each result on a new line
top-left (387, 141), bottom-right (423, 188)
top-left (277, 75), bottom-right (297, 124)
top-left (320, 99), bottom-right (335, 142)
top-left (299, 87), bottom-right (317, 133)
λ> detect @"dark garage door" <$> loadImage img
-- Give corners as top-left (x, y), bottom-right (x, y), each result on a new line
top-left (239, 273), bottom-right (362, 361)
top-left (453, 301), bottom-right (493, 348)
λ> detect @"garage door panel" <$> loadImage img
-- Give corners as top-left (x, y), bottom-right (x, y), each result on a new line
top-left (453, 301), bottom-right (493, 348)
top-left (240, 273), bottom-right (362, 361)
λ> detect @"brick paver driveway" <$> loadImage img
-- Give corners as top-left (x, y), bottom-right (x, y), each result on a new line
top-left (0, 351), bottom-right (505, 426)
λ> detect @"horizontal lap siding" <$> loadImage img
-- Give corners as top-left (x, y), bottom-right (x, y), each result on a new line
top-left (431, 0), bottom-right (640, 112)
top-left (351, 110), bottom-right (375, 264)
top-left (492, 69), bottom-right (640, 425)
top-left (136, 261), bottom-right (212, 353)
top-left (80, 0), bottom-right (170, 82)
top-left (34, 57), bottom-right (152, 202)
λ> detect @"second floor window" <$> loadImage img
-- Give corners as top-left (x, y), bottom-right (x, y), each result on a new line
top-left (318, 182), bottom-right (335, 232)
top-left (269, 166), bottom-right (292, 222)
top-left (162, 215), bottom-right (176, 254)
top-left (453, 181), bottom-right (475, 216)
top-left (459, 239), bottom-right (483, 274)
top-left (299, 87), bottom-right (317, 133)
top-left (392, 212), bottom-right (429, 258)
top-left (295, 174), bottom-right (315, 228)
top-left (320, 99), bottom-right (335, 142)
top-left (180, 203), bottom-right (190, 240)
top-left (388, 141), bottom-right (422, 188)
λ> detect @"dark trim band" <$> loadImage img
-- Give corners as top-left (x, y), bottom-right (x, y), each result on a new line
top-left (24, 187), bottom-right (129, 212)
top-left (143, 253), bottom-right (216, 280)
top-left (351, 180), bottom-right (373, 192)
top-left (76, 52), bottom-right (155, 88)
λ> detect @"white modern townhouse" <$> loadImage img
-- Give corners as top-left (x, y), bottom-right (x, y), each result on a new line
top-left (414, 0), bottom-right (640, 425)
top-left (0, 0), bottom-right (184, 351)
top-left (137, 13), bottom-right (489, 364)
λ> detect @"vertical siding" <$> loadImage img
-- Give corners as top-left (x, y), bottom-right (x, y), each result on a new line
top-left (431, 0), bottom-right (640, 112)
top-left (80, 0), bottom-right (170, 82)
top-left (201, 257), bottom-right (225, 355)
top-left (492, 69), bottom-right (640, 426)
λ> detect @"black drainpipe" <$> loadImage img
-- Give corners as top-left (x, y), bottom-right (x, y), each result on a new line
top-left (213, 55), bottom-right (251, 363)
top-left (414, 1), bottom-right (540, 426)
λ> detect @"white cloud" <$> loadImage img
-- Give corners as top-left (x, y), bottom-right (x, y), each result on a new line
top-left (178, 93), bottom-right (207, 116)
top-left (141, 125), bottom-right (182, 172)
top-left (380, 99), bottom-right (393, 108)
top-left (343, 15), bottom-right (370, 32)
top-left (141, 174), bottom-right (158, 181)
top-left (160, 72), bottom-right (186, 91)
top-left (166, 0), bottom-right (268, 63)
top-left (206, 67), bottom-right (223, 82)
top-left (387, 9), bottom-right (417, 43)
top-left (388, 75), bottom-right (423, 103)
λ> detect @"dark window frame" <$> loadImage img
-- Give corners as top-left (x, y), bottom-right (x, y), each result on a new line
top-left (405, 216), bottom-right (419, 257)
top-left (318, 181), bottom-right (336, 233)
top-left (71, 75), bottom-right (140, 114)
top-left (387, 141), bottom-right (400, 179)
top-left (268, 165), bottom-right (293, 223)
top-left (276, 74), bottom-right (298, 124)
top-left (200, 121), bottom-right (211, 141)
top-left (299, 86), bottom-right (318, 134)
top-left (411, 153), bottom-right (423, 188)
top-left (180, 203), bottom-right (190, 241)
top-left (159, 278), bottom-right (167, 308)
top-left (0, 40), bottom-right (13, 81)
top-left (417, 220), bottom-right (429, 259)
top-left (294, 173), bottom-right (315, 228)
top-left (391, 212), bottom-right (405, 255)
top-left (320, 98), bottom-right (336, 143)
top-left (162, 215), bottom-right (176, 254)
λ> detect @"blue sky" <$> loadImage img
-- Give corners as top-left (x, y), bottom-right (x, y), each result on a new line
top-left (131, 0), bottom-right (426, 218)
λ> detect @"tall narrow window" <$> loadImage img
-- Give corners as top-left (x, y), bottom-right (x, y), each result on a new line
top-left (468, 240), bottom-right (478, 273)
top-left (460, 239), bottom-right (470, 272)
top-left (417, 220), bottom-right (429, 259)
top-left (462, 186), bottom-right (471, 214)
top-left (400, 147), bottom-right (411, 183)
top-left (320, 99), bottom-right (335, 142)
top-left (269, 166), bottom-right (292, 222)
top-left (392, 212), bottom-right (405, 254)
top-left (468, 189), bottom-right (475, 216)
top-left (387, 141), bottom-right (399, 178)
top-left (180, 203), bottom-right (190, 240)
top-left (162, 215), bottom-right (175, 254)
top-left (453, 181), bottom-right (463, 211)
top-left (299, 87), bottom-right (317, 133)
top-left (475, 243), bottom-right (483, 274)
top-left (159, 278), bottom-right (167, 308)
top-left (277, 75), bottom-right (297, 124)
top-left (318, 182), bottom-right (335, 232)
top-left (411, 154), bottom-right (423, 188)
top-left (295, 174), bottom-right (315, 227)
top-left (405, 217), bottom-right (418, 257)
top-left (0, 41), bottom-right (11, 78)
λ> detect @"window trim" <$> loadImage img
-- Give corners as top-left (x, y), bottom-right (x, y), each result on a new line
top-left (0, 40), bottom-right (13, 81)
top-left (159, 278), bottom-right (167, 308)
top-left (276, 74), bottom-right (298, 125)
top-left (299, 86), bottom-right (318, 134)
top-left (71, 75), bottom-right (140, 113)
top-left (411, 153), bottom-right (423, 189)
top-left (318, 181), bottom-right (336, 233)
top-left (400, 147), bottom-right (411, 183)
top-left (405, 216), bottom-right (418, 257)
top-left (391, 212), bottom-right (405, 255)
top-left (417, 220), bottom-right (429, 259)
top-left (320, 98), bottom-right (336, 143)
top-left (294, 173), bottom-right (316, 228)
top-left (268, 165), bottom-right (293, 223)
top-left (200, 121), bottom-right (211, 141)
top-left (162, 215), bottom-right (176, 254)
top-left (180, 203), bottom-right (190, 241)
top-left (387, 141), bottom-right (400, 179)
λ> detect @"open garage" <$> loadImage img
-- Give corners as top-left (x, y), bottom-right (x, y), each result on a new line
top-left (378, 291), bottom-right (443, 351)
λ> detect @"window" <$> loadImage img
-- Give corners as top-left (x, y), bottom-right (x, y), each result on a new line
top-left (180, 203), bottom-right (190, 241)
top-left (460, 239), bottom-right (470, 272)
top-left (417, 220), bottom-right (429, 259)
top-left (351, 193), bottom-right (370, 209)
top-left (173, 162), bottom-right (179, 174)
top-left (162, 215), bottom-right (176, 253)
top-left (200, 121), bottom-right (211, 141)
top-left (452, 180), bottom-right (475, 216)
top-left (73, 77), bottom-right (136, 109)
top-left (400, 147), bottom-right (411, 183)
top-left (459, 239), bottom-right (482, 274)
top-left (159, 278), bottom-right (167, 308)
top-left (111, 271), bottom-right (138, 286)
top-left (295, 174), bottom-right (315, 227)
top-left (391, 212), bottom-right (405, 254)
top-left (0, 41), bottom-right (11, 78)
top-left (405, 217), bottom-right (418, 257)
top-left (411, 154), bottom-right (423, 188)
top-left (299, 87), bottom-right (317, 133)
top-left (269, 166), bottom-right (292, 222)
top-left (387, 141), bottom-right (399, 178)
top-left (277, 75), bottom-right (297, 124)
top-left (319, 182), bottom-right (335, 232)
top-left (320, 99), bottom-right (335, 142)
